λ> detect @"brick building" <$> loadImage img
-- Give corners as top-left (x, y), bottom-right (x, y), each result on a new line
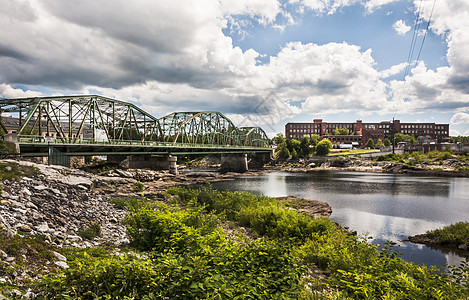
top-left (285, 119), bottom-right (449, 148)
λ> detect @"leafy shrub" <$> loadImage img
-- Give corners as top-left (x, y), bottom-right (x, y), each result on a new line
top-left (109, 196), bottom-right (148, 211)
top-left (123, 205), bottom-right (222, 253)
top-left (376, 153), bottom-right (403, 162)
top-left (131, 181), bottom-right (144, 192)
top-left (78, 222), bottom-right (102, 240)
top-left (426, 222), bottom-right (469, 245)
top-left (40, 239), bottom-right (304, 300)
top-left (316, 138), bottom-right (332, 155)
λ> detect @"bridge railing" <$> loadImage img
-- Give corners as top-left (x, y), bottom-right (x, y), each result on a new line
top-left (17, 135), bottom-right (271, 149)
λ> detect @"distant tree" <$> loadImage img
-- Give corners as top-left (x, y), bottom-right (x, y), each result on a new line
top-left (383, 138), bottom-right (391, 147)
top-left (365, 138), bottom-right (375, 149)
top-left (291, 148), bottom-right (298, 159)
top-left (286, 139), bottom-right (300, 154)
top-left (376, 138), bottom-right (384, 148)
top-left (394, 133), bottom-right (417, 145)
top-left (278, 146), bottom-right (290, 159)
top-left (274, 133), bottom-right (290, 159)
top-left (273, 133), bottom-right (286, 146)
top-left (316, 138), bottom-right (332, 156)
top-left (299, 135), bottom-right (313, 158)
top-left (338, 127), bottom-right (350, 135)
top-left (310, 134), bottom-right (319, 147)
top-left (333, 127), bottom-right (340, 135)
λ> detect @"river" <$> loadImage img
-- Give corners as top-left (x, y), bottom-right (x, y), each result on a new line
top-left (206, 170), bottom-right (469, 269)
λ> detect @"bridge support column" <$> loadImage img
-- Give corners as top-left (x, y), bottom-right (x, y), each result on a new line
top-left (248, 151), bottom-right (274, 169)
top-left (220, 153), bottom-right (248, 173)
top-left (126, 155), bottom-right (178, 174)
top-left (3, 133), bottom-right (20, 153)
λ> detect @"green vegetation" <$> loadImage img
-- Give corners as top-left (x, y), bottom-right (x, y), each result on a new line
top-left (394, 133), bottom-right (417, 145)
top-left (376, 150), bottom-right (469, 169)
top-left (131, 181), bottom-right (144, 192)
top-left (328, 149), bottom-right (379, 156)
top-left (77, 222), bottom-right (102, 240)
top-left (316, 138), bottom-right (332, 155)
top-left (0, 140), bottom-right (18, 155)
top-left (32, 187), bottom-right (469, 299)
top-left (333, 127), bottom-right (350, 135)
top-left (426, 222), bottom-right (469, 245)
top-left (365, 138), bottom-right (374, 149)
top-left (0, 161), bottom-right (39, 181)
top-left (0, 228), bottom-right (62, 294)
top-left (274, 133), bottom-right (317, 159)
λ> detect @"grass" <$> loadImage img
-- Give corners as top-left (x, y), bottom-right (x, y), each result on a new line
top-left (426, 222), bottom-right (469, 245)
top-left (327, 149), bottom-right (379, 156)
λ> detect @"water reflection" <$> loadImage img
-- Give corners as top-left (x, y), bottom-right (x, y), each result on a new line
top-left (210, 171), bottom-right (469, 268)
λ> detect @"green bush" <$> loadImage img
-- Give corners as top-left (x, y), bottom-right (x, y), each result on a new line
top-left (426, 222), bottom-right (469, 245)
top-left (78, 222), bottom-right (102, 240)
top-left (131, 181), bottom-right (144, 192)
top-left (316, 138), bottom-right (332, 155)
top-left (123, 205), bottom-right (222, 253)
top-left (40, 239), bottom-right (304, 300)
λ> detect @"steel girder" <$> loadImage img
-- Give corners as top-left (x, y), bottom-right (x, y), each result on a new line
top-left (156, 111), bottom-right (243, 146)
top-left (239, 127), bottom-right (270, 147)
top-left (0, 95), bottom-right (271, 148)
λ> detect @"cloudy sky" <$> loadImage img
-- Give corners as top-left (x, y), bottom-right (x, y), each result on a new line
top-left (1, 0), bottom-right (469, 136)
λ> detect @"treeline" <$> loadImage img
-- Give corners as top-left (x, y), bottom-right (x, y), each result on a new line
top-left (274, 134), bottom-right (333, 158)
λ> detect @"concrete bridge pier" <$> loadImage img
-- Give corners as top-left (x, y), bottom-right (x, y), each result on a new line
top-left (220, 153), bottom-right (248, 173)
top-left (248, 151), bottom-right (273, 169)
top-left (126, 155), bottom-right (178, 174)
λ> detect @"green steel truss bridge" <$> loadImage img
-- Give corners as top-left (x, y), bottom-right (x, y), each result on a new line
top-left (0, 95), bottom-right (272, 157)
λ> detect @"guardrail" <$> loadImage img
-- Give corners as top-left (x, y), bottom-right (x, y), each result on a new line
top-left (17, 135), bottom-right (272, 149)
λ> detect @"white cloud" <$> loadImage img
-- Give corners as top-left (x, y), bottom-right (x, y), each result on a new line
top-left (450, 112), bottom-right (469, 124)
top-left (380, 62), bottom-right (407, 78)
top-left (301, 0), bottom-right (361, 14)
top-left (364, 0), bottom-right (400, 13)
top-left (220, 0), bottom-right (281, 25)
top-left (299, 0), bottom-right (399, 15)
top-left (464, 129), bottom-right (469, 136)
top-left (0, 83), bottom-right (43, 98)
top-left (393, 20), bottom-right (411, 35)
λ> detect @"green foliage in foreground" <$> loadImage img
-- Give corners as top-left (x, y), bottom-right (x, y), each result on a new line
top-left (426, 222), bottom-right (469, 245)
top-left (36, 187), bottom-right (469, 299)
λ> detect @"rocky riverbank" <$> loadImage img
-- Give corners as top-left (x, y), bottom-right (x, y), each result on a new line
top-left (0, 159), bottom-right (333, 294)
top-left (270, 155), bottom-right (469, 177)
top-left (0, 160), bottom-right (274, 247)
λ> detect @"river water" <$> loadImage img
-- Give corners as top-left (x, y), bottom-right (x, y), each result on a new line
top-left (207, 170), bottom-right (469, 268)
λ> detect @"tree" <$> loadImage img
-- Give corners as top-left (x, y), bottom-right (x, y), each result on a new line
top-left (338, 127), bottom-right (350, 135)
top-left (299, 135), bottom-right (313, 158)
top-left (310, 134), bottom-right (319, 147)
top-left (383, 138), bottom-right (391, 147)
top-left (365, 138), bottom-right (375, 149)
top-left (286, 139), bottom-right (300, 154)
top-left (274, 133), bottom-right (289, 159)
top-left (277, 146), bottom-right (290, 159)
top-left (394, 133), bottom-right (417, 145)
top-left (376, 138), bottom-right (384, 148)
top-left (316, 138), bottom-right (332, 155)
top-left (273, 133), bottom-right (286, 146)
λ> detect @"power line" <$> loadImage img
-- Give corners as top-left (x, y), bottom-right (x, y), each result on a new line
top-left (415, 0), bottom-right (437, 64)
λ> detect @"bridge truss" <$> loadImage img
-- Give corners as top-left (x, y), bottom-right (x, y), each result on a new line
top-left (0, 95), bottom-right (271, 153)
